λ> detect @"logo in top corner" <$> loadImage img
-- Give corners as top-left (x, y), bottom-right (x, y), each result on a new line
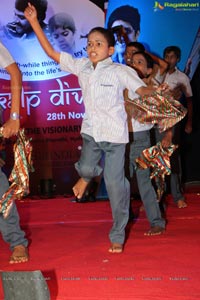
top-left (153, 1), bottom-right (199, 12)
top-left (154, 1), bottom-right (165, 11)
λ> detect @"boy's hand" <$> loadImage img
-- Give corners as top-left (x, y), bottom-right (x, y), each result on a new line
top-left (161, 129), bottom-right (173, 148)
top-left (1, 119), bottom-right (20, 138)
top-left (157, 83), bottom-right (170, 94)
top-left (24, 3), bottom-right (37, 21)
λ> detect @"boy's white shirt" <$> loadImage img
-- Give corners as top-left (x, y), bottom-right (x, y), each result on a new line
top-left (60, 52), bottom-right (146, 143)
top-left (164, 67), bottom-right (192, 97)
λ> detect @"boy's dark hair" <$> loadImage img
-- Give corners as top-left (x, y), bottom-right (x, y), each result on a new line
top-left (107, 5), bottom-right (140, 32)
top-left (163, 46), bottom-right (181, 60)
top-left (88, 27), bottom-right (115, 47)
top-left (16, 0), bottom-right (48, 21)
top-left (49, 13), bottom-right (76, 34)
top-left (132, 51), bottom-right (154, 69)
top-left (126, 42), bottom-right (145, 52)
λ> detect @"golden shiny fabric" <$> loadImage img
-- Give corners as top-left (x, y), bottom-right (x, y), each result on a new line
top-left (125, 90), bottom-right (187, 199)
top-left (136, 142), bottom-right (178, 200)
top-left (0, 129), bottom-right (34, 218)
top-left (125, 91), bottom-right (187, 132)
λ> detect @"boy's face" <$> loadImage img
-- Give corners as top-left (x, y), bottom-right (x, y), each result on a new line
top-left (164, 51), bottom-right (179, 70)
top-left (131, 53), bottom-right (152, 78)
top-left (52, 27), bottom-right (75, 52)
top-left (87, 31), bottom-right (114, 67)
top-left (124, 46), bottom-right (140, 66)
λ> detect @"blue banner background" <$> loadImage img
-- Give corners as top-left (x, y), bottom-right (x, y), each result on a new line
top-left (106, 0), bottom-right (200, 72)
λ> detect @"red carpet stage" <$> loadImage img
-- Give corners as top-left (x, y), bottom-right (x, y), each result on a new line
top-left (0, 192), bottom-right (200, 300)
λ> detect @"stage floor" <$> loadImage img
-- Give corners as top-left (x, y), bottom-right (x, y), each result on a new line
top-left (0, 192), bottom-right (200, 300)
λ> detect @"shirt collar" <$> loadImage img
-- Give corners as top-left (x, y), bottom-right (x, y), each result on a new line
top-left (88, 57), bottom-right (113, 70)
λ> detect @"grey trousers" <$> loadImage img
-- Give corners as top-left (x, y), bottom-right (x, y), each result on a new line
top-left (129, 130), bottom-right (165, 228)
top-left (0, 168), bottom-right (28, 250)
top-left (75, 134), bottom-right (130, 244)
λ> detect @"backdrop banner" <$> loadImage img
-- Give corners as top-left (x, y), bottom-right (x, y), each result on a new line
top-left (0, 0), bottom-right (104, 195)
top-left (105, 0), bottom-right (199, 76)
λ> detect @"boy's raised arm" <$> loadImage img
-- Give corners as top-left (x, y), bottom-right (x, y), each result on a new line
top-left (24, 3), bottom-right (60, 63)
top-left (1, 62), bottom-right (21, 138)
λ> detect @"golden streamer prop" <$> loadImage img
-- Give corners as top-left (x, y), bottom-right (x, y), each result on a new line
top-left (126, 91), bottom-right (187, 132)
top-left (136, 142), bottom-right (178, 201)
top-left (0, 128), bottom-right (34, 218)
top-left (125, 91), bottom-right (187, 200)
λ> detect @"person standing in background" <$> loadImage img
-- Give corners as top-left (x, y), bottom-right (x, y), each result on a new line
top-left (124, 41), bottom-right (145, 67)
top-left (0, 41), bottom-right (29, 263)
top-left (155, 46), bottom-right (193, 208)
top-left (125, 51), bottom-right (169, 234)
top-left (124, 42), bottom-right (168, 223)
